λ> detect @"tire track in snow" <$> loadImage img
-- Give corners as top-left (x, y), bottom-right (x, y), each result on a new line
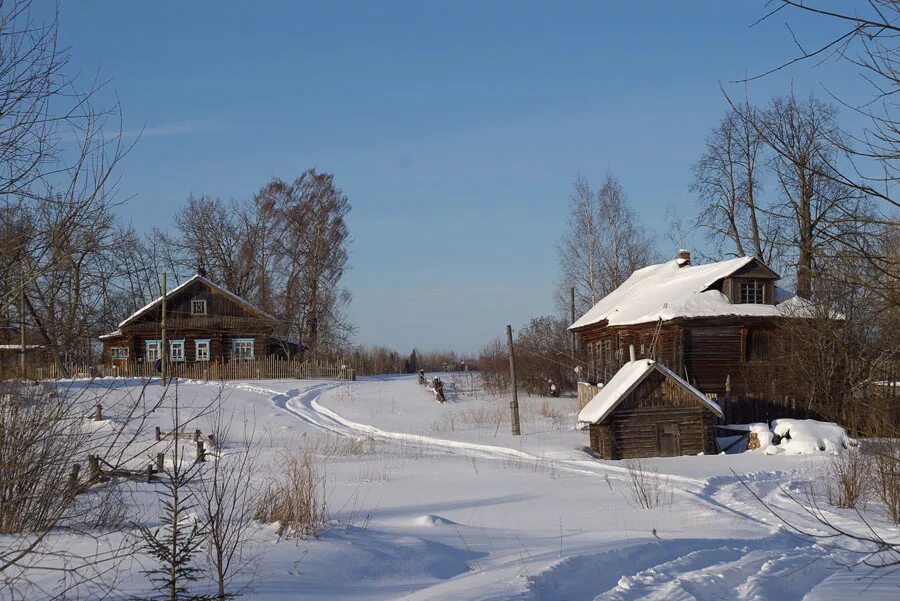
top-left (228, 381), bottom-right (787, 527)
top-left (592, 533), bottom-right (837, 601)
top-left (222, 380), bottom-right (842, 601)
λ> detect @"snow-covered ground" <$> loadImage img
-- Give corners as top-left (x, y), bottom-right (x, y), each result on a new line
top-left (4, 374), bottom-right (898, 600)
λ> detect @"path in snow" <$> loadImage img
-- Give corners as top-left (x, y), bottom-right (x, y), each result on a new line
top-left (224, 379), bottom-right (858, 601)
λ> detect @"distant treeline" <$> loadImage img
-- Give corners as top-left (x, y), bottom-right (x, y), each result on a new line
top-left (346, 346), bottom-right (474, 376)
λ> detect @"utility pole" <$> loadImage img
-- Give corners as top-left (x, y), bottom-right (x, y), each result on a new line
top-left (20, 269), bottom-right (26, 379)
top-left (161, 273), bottom-right (167, 382)
top-left (506, 324), bottom-right (521, 436)
top-left (570, 286), bottom-right (576, 355)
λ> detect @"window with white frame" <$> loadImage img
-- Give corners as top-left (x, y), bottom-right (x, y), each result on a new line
top-left (145, 340), bottom-right (161, 362)
top-left (190, 298), bottom-right (207, 315)
top-left (110, 346), bottom-right (129, 360)
top-left (232, 338), bottom-right (255, 361)
top-left (738, 280), bottom-right (765, 304)
top-left (195, 339), bottom-right (210, 362)
top-left (170, 340), bottom-right (185, 362)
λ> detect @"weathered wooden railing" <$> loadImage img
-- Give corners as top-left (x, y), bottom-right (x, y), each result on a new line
top-left (577, 381), bottom-right (601, 412)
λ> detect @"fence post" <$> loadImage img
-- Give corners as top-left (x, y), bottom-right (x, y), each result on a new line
top-left (88, 455), bottom-right (101, 482)
top-left (196, 440), bottom-right (206, 462)
top-left (93, 404), bottom-right (102, 422)
top-left (68, 463), bottom-right (80, 494)
top-left (207, 433), bottom-right (215, 449)
top-left (155, 426), bottom-right (161, 441)
top-left (146, 463), bottom-right (154, 483)
top-left (156, 452), bottom-right (164, 472)
top-left (194, 428), bottom-right (202, 442)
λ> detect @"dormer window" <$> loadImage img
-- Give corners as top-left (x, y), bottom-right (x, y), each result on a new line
top-left (739, 280), bottom-right (764, 304)
top-left (191, 299), bottom-right (207, 315)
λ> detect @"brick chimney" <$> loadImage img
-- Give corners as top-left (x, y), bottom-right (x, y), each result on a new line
top-left (197, 264), bottom-right (207, 277)
top-left (676, 249), bottom-right (691, 267)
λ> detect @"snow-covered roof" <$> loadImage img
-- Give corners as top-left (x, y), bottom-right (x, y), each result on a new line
top-left (117, 273), bottom-right (277, 329)
top-left (577, 359), bottom-right (723, 426)
top-left (98, 330), bottom-right (122, 340)
top-left (570, 256), bottom-right (806, 330)
top-left (0, 344), bottom-right (45, 351)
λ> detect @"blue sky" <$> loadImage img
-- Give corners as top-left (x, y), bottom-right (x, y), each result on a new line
top-left (52, 1), bottom-right (860, 353)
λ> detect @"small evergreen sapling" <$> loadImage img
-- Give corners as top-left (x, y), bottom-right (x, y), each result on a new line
top-left (137, 389), bottom-right (213, 601)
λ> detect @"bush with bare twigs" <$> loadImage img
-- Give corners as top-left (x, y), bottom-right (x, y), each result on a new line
top-left (624, 458), bottom-right (672, 510)
top-left (254, 450), bottom-right (327, 538)
top-left (825, 449), bottom-right (871, 510)
top-left (870, 441), bottom-right (900, 524)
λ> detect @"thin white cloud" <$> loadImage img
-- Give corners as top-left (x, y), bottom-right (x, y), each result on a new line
top-left (121, 119), bottom-right (221, 139)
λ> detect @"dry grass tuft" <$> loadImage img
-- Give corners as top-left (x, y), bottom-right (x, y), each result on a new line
top-left (825, 448), bottom-right (870, 509)
top-left (254, 449), bottom-right (327, 538)
top-left (624, 458), bottom-right (672, 510)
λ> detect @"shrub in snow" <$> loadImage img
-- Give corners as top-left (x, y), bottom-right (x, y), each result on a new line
top-left (623, 458), bottom-right (672, 510)
top-left (870, 440), bottom-right (900, 524)
top-left (255, 448), bottom-right (327, 538)
top-left (825, 448), bottom-right (870, 509)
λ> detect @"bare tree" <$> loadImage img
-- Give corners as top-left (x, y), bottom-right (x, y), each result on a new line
top-left (559, 175), bottom-right (601, 312)
top-left (0, 0), bottom-right (131, 364)
top-left (0, 378), bottom-right (168, 598)
top-left (164, 195), bottom-right (275, 301)
top-left (753, 93), bottom-right (861, 299)
top-left (199, 400), bottom-right (261, 601)
top-left (258, 170), bottom-right (352, 357)
top-left (692, 103), bottom-right (779, 262)
top-left (740, 2), bottom-right (900, 299)
top-left (749, 1), bottom-right (900, 210)
top-left (558, 173), bottom-right (655, 315)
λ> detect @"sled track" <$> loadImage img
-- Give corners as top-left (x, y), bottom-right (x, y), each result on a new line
top-left (521, 532), bottom-right (841, 601)
top-left (227, 380), bottom-right (847, 601)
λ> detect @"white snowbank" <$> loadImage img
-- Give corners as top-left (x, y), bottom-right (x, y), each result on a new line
top-left (739, 419), bottom-right (853, 455)
top-left (769, 419), bottom-right (852, 454)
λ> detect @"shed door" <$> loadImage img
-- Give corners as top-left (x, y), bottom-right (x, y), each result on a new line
top-left (658, 423), bottom-right (681, 457)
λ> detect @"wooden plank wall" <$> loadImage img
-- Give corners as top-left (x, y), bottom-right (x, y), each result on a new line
top-left (607, 406), bottom-right (713, 459)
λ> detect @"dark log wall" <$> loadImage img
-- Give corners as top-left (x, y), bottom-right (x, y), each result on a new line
top-left (619, 370), bottom-right (703, 410)
top-left (103, 332), bottom-right (268, 364)
top-left (580, 324), bottom-right (683, 383)
top-left (683, 326), bottom-right (742, 396)
top-left (131, 280), bottom-right (260, 323)
top-left (587, 370), bottom-right (719, 459)
top-left (102, 279), bottom-right (280, 364)
top-left (576, 318), bottom-right (787, 400)
top-left (589, 407), bottom-right (717, 459)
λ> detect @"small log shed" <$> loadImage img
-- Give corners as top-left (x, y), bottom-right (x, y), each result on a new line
top-left (577, 353), bottom-right (723, 459)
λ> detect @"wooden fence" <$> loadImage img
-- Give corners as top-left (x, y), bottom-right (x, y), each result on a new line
top-left (577, 381), bottom-right (601, 412)
top-left (32, 357), bottom-right (356, 382)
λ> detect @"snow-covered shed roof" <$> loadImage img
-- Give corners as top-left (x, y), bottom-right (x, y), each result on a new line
top-left (570, 255), bottom-right (807, 330)
top-left (577, 359), bottom-right (723, 427)
top-left (116, 273), bottom-right (277, 329)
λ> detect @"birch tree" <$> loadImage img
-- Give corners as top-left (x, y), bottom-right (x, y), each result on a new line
top-left (558, 173), bottom-right (655, 314)
top-left (259, 170), bottom-right (352, 357)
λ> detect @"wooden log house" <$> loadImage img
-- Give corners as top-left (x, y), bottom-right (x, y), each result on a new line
top-left (577, 351), bottom-right (723, 459)
top-left (570, 250), bottom-right (811, 404)
top-left (99, 269), bottom-right (304, 368)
